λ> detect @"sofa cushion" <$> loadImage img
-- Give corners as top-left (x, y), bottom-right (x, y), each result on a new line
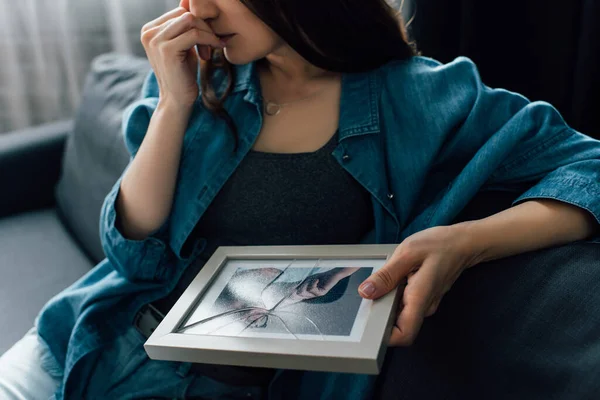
top-left (55, 53), bottom-right (151, 264)
top-left (0, 208), bottom-right (93, 355)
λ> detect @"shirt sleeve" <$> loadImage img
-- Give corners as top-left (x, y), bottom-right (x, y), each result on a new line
top-left (387, 56), bottom-right (600, 243)
top-left (99, 70), bottom-right (173, 282)
top-left (438, 57), bottom-right (600, 240)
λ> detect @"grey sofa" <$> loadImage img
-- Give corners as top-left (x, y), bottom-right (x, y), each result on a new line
top-left (1, 53), bottom-right (599, 399)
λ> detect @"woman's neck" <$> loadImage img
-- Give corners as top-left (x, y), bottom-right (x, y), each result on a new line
top-left (260, 46), bottom-right (339, 92)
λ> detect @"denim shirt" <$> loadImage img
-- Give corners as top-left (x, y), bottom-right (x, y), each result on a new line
top-left (36, 55), bottom-right (600, 399)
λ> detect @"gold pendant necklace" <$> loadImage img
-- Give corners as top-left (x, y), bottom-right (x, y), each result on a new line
top-left (264, 101), bottom-right (283, 116)
top-left (263, 87), bottom-right (328, 117)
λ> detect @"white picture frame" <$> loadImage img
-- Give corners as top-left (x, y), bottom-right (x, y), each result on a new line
top-left (144, 244), bottom-right (400, 375)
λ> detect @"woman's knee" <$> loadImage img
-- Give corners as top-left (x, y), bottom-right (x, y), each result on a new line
top-left (0, 327), bottom-right (61, 399)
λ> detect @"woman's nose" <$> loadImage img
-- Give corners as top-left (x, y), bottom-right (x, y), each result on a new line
top-left (190, 0), bottom-right (219, 20)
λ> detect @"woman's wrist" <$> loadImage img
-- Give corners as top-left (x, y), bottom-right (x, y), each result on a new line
top-left (446, 222), bottom-right (486, 269)
top-left (157, 96), bottom-right (195, 119)
top-left (453, 220), bottom-right (491, 269)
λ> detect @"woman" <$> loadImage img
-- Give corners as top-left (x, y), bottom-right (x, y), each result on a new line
top-left (1, 0), bottom-right (599, 398)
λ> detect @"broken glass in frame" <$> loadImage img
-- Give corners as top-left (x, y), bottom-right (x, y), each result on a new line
top-left (176, 257), bottom-right (387, 342)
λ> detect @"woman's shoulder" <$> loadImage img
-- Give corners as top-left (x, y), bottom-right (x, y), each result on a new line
top-left (375, 55), bottom-right (486, 118)
top-left (377, 55), bottom-right (486, 100)
top-left (378, 54), bottom-right (481, 81)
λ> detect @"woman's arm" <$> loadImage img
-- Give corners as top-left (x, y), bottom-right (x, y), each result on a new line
top-left (358, 200), bottom-right (599, 346)
top-left (276, 267), bottom-right (361, 308)
top-left (116, 98), bottom-right (192, 240)
top-left (460, 200), bottom-right (599, 267)
top-left (101, 5), bottom-right (221, 280)
top-left (99, 71), bottom-right (195, 282)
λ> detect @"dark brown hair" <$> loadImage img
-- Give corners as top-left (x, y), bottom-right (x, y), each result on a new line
top-left (200, 0), bottom-right (417, 151)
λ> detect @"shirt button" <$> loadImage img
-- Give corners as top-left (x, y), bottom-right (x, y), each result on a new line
top-left (342, 154), bottom-right (350, 161)
top-left (387, 193), bottom-right (394, 199)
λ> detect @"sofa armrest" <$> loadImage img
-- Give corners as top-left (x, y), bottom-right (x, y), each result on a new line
top-left (0, 119), bottom-right (73, 218)
top-left (375, 240), bottom-right (600, 399)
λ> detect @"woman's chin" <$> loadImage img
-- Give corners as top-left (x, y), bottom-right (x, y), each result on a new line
top-left (223, 48), bottom-right (262, 66)
top-left (223, 48), bottom-right (241, 64)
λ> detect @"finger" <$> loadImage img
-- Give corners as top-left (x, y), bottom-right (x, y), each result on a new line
top-left (198, 44), bottom-right (211, 61)
top-left (294, 281), bottom-right (310, 295)
top-left (388, 325), bottom-right (404, 347)
top-left (154, 13), bottom-right (220, 45)
top-left (142, 7), bottom-right (188, 33)
top-left (309, 279), bottom-right (319, 292)
top-left (297, 282), bottom-right (318, 299)
top-left (151, 12), bottom-right (195, 42)
top-left (295, 292), bottom-right (313, 300)
top-left (389, 259), bottom-right (439, 346)
top-left (179, 0), bottom-right (190, 11)
top-left (359, 247), bottom-right (419, 300)
top-left (424, 296), bottom-right (441, 317)
top-left (308, 281), bottom-right (324, 297)
top-left (189, 16), bottom-right (222, 41)
top-left (164, 28), bottom-right (224, 57)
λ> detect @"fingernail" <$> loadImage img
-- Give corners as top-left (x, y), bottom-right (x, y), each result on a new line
top-left (359, 281), bottom-right (375, 297)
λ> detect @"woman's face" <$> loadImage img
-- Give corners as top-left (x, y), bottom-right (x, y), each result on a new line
top-left (188, 0), bottom-right (284, 64)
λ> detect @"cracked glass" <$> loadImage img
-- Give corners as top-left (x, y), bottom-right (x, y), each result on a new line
top-left (176, 258), bottom-right (386, 342)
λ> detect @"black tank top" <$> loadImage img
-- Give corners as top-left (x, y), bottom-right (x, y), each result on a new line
top-left (153, 131), bottom-right (374, 386)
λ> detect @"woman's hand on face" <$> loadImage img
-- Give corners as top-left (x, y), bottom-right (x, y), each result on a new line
top-left (140, 0), bottom-right (225, 108)
top-left (358, 225), bottom-right (480, 347)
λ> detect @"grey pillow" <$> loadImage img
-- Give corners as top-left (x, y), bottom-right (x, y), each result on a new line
top-left (55, 53), bottom-right (151, 264)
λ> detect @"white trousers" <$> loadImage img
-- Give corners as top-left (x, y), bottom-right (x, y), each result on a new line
top-left (0, 328), bottom-right (60, 400)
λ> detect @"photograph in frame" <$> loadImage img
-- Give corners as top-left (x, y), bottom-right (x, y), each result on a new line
top-left (177, 258), bottom-right (381, 342)
top-left (144, 245), bottom-right (400, 375)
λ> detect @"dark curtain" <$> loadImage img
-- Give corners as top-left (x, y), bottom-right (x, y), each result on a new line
top-left (408, 0), bottom-right (600, 139)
